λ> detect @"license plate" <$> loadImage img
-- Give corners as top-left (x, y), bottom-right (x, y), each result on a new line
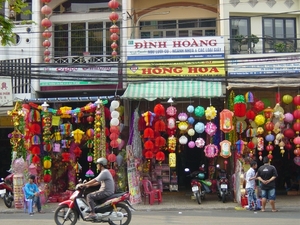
top-left (0, 189), bottom-right (6, 197)
top-left (192, 186), bottom-right (199, 192)
top-left (221, 184), bottom-right (227, 189)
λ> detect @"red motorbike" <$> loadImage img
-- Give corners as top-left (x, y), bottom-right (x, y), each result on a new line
top-left (54, 184), bottom-right (135, 225)
top-left (0, 173), bottom-right (14, 208)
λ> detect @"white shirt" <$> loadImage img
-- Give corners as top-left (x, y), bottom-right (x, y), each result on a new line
top-left (245, 167), bottom-right (256, 189)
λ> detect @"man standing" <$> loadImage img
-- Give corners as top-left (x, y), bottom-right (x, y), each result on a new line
top-left (245, 160), bottom-right (258, 210)
top-left (80, 157), bottom-right (115, 220)
top-left (257, 156), bottom-right (278, 212)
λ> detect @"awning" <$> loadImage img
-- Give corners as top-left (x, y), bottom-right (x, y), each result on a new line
top-left (121, 81), bottom-right (225, 101)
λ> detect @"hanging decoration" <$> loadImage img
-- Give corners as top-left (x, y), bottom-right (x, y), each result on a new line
top-left (293, 95), bottom-right (300, 160)
top-left (220, 109), bottom-right (234, 133)
top-left (108, 0), bottom-right (120, 58)
top-left (41, 0), bottom-right (53, 63)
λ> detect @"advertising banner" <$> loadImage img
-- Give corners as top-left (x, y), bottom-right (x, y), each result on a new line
top-left (126, 36), bottom-right (225, 77)
top-left (0, 77), bottom-right (13, 106)
top-left (39, 65), bottom-right (119, 86)
top-left (227, 53), bottom-right (300, 76)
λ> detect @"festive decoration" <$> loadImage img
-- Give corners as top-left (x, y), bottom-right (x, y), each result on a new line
top-left (220, 109), bottom-right (234, 133)
top-left (108, 0), bottom-right (120, 58)
top-left (204, 144), bottom-right (219, 158)
top-left (41, 1), bottom-right (52, 63)
top-left (195, 138), bottom-right (205, 148)
top-left (219, 140), bottom-right (232, 158)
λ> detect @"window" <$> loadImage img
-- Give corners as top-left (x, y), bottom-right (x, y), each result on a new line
top-left (230, 17), bottom-right (250, 54)
top-left (54, 21), bottom-right (119, 61)
top-left (139, 18), bottom-right (216, 38)
top-left (263, 18), bottom-right (296, 53)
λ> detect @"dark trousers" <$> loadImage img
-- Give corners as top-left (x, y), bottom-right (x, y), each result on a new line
top-left (86, 191), bottom-right (108, 213)
top-left (29, 195), bottom-right (41, 212)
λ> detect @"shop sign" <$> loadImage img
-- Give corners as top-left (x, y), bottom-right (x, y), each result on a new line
top-left (127, 36), bottom-right (224, 60)
top-left (39, 65), bottom-right (119, 86)
top-left (0, 77), bottom-right (13, 106)
top-left (127, 60), bottom-right (225, 77)
top-left (228, 53), bottom-right (300, 76)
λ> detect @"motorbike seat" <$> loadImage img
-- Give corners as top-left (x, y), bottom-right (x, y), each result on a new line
top-left (95, 192), bottom-right (126, 205)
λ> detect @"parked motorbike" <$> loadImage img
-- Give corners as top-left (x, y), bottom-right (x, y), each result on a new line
top-left (216, 165), bottom-right (230, 203)
top-left (0, 173), bottom-right (14, 208)
top-left (54, 184), bottom-right (135, 225)
top-left (188, 165), bottom-right (212, 204)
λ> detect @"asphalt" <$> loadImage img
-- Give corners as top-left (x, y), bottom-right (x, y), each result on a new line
top-left (1, 190), bottom-right (299, 214)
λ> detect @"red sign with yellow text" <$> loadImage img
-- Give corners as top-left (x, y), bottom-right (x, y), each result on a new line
top-left (127, 60), bottom-right (225, 77)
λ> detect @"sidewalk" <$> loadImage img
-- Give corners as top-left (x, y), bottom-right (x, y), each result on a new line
top-left (1, 191), bottom-right (299, 214)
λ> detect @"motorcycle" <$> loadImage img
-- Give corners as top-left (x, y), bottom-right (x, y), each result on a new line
top-left (0, 173), bottom-right (14, 208)
top-left (188, 165), bottom-right (212, 204)
top-left (216, 165), bottom-right (230, 203)
top-left (54, 184), bottom-right (135, 225)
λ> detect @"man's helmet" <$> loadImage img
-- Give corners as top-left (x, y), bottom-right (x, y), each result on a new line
top-left (96, 157), bottom-right (108, 166)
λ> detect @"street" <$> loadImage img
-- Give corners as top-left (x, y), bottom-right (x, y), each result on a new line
top-left (0, 209), bottom-right (299, 225)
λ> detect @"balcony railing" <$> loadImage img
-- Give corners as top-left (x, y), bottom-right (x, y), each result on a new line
top-left (53, 54), bottom-right (121, 64)
top-left (230, 36), bottom-right (300, 54)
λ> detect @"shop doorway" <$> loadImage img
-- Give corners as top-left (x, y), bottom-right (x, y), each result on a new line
top-left (0, 128), bottom-right (13, 179)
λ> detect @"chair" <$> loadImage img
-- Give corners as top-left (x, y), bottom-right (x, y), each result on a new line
top-left (22, 186), bottom-right (33, 215)
top-left (141, 179), bottom-right (162, 205)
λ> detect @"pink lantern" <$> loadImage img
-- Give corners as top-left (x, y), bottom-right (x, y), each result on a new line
top-left (41, 5), bottom-right (52, 15)
top-left (41, 0), bottom-right (52, 3)
top-left (41, 18), bottom-right (52, 28)
top-left (109, 12), bottom-right (119, 23)
top-left (44, 49), bottom-right (50, 56)
top-left (111, 42), bottom-right (118, 50)
top-left (42, 30), bottom-right (52, 38)
top-left (108, 0), bottom-right (120, 9)
top-left (111, 50), bottom-right (118, 57)
top-left (43, 40), bottom-right (51, 47)
top-left (110, 25), bottom-right (119, 33)
top-left (188, 141), bottom-right (195, 148)
top-left (110, 33), bottom-right (119, 41)
top-left (28, 163), bottom-right (37, 175)
top-left (108, 153), bottom-right (116, 162)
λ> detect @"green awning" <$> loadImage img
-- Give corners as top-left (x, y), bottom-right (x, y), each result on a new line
top-left (121, 81), bottom-right (224, 101)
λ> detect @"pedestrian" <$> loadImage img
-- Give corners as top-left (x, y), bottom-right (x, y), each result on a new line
top-left (256, 156), bottom-right (278, 212)
top-left (245, 160), bottom-right (259, 210)
top-left (79, 157), bottom-right (115, 220)
top-left (24, 174), bottom-right (43, 215)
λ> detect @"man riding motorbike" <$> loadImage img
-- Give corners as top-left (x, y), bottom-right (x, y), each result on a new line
top-left (79, 157), bottom-right (115, 220)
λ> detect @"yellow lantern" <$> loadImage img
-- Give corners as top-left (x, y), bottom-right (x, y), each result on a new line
top-left (43, 156), bottom-right (52, 169)
top-left (282, 95), bottom-right (293, 104)
top-left (169, 153), bottom-right (176, 167)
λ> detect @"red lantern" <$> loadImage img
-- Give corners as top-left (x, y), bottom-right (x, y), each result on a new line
top-left (266, 145), bottom-right (274, 151)
top-left (110, 25), bottom-right (119, 33)
top-left (109, 12), bottom-right (119, 23)
top-left (44, 57), bottom-right (50, 63)
top-left (108, 0), bottom-right (120, 9)
top-left (110, 140), bottom-right (119, 148)
top-left (293, 136), bottom-right (300, 145)
top-left (62, 152), bottom-right (70, 162)
top-left (145, 150), bottom-right (153, 159)
top-left (284, 128), bottom-right (295, 138)
top-left (263, 107), bottom-right (273, 119)
top-left (155, 136), bottom-right (166, 147)
top-left (41, 0), bottom-right (51, 3)
top-left (247, 141), bottom-right (255, 149)
top-left (111, 42), bottom-right (118, 50)
top-left (293, 95), bottom-right (300, 106)
top-left (41, 18), bottom-right (52, 28)
top-left (41, 5), bottom-right (52, 15)
top-left (265, 121), bottom-right (274, 132)
top-left (109, 132), bottom-right (118, 140)
top-left (294, 148), bottom-right (300, 156)
top-left (111, 50), bottom-right (118, 57)
top-left (267, 154), bottom-right (273, 160)
top-left (156, 151), bottom-right (165, 161)
top-left (246, 110), bottom-right (256, 121)
top-left (254, 100), bottom-right (265, 112)
top-left (73, 147), bottom-right (82, 158)
top-left (31, 146), bottom-right (40, 155)
top-left (108, 153), bottom-right (116, 162)
top-left (109, 169), bottom-right (116, 177)
top-left (233, 103), bottom-right (246, 117)
top-left (42, 30), bottom-right (52, 38)
top-left (43, 174), bottom-right (51, 183)
top-left (44, 49), bottom-right (50, 56)
top-left (293, 122), bottom-right (300, 133)
top-left (87, 116), bottom-right (94, 124)
top-left (110, 33), bottom-right (119, 41)
top-left (144, 140), bottom-right (154, 150)
top-left (293, 109), bottom-right (300, 120)
top-left (43, 40), bottom-right (51, 47)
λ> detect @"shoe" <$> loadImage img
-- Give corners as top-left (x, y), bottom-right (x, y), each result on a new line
top-left (29, 213), bottom-right (33, 216)
top-left (38, 211), bottom-right (45, 214)
top-left (84, 214), bottom-right (96, 220)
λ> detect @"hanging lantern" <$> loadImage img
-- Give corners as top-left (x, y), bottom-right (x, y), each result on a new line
top-left (41, 18), bottom-right (52, 28)
top-left (42, 30), bottom-right (52, 38)
top-left (156, 151), bottom-right (165, 162)
top-left (108, 0), bottom-right (120, 9)
top-left (169, 152), bottom-right (176, 167)
top-left (254, 100), bottom-right (265, 112)
top-left (220, 109), bottom-right (234, 133)
top-left (282, 95), bottom-right (293, 104)
top-left (41, 5), bottom-right (52, 15)
top-left (108, 153), bottom-right (116, 162)
top-left (219, 140), bottom-right (232, 158)
top-left (111, 42), bottom-right (118, 50)
top-left (293, 95), bottom-right (300, 106)
top-left (110, 24), bottom-right (120, 33)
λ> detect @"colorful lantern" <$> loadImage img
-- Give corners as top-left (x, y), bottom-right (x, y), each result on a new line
top-left (220, 109), bottom-right (234, 133)
top-left (219, 140), bottom-right (231, 158)
top-left (282, 95), bottom-right (293, 104)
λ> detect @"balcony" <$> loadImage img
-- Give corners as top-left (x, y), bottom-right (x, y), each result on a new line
top-left (53, 54), bottom-right (121, 64)
top-left (230, 36), bottom-right (299, 55)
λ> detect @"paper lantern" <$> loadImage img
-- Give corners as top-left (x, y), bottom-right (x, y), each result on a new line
top-left (265, 121), bottom-right (274, 132)
top-left (254, 115), bottom-right (265, 126)
top-left (62, 152), bottom-right (70, 162)
top-left (110, 139), bottom-right (119, 148)
top-left (154, 104), bottom-right (165, 116)
top-left (85, 169), bottom-right (95, 178)
top-left (284, 128), bottom-right (295, 138)
top-left (220, 109), bottom-right (234, 133)
top-left (245, 92), bottom-right (254, 103)
top-left (145, 150), bottom-right (153, 159)
top-left (108, 0), bottom-right (120, 9)
top-left (188, 141), bottom-right (195, 148)
top-left (156, 151), bottom-right (165, 161)
top-left (144, 127), bottom-right (154, 138)
top-left (187, 129), bottom-right (195, 136)
top-left (293, 95), bottom-right (300, 106)
top-left (204, 144), bottom-right (219, 158)
top-left (163, 106), bottom-right (175, 118)
top-left (194, 122), bottom-right (205, 133)
top-left (178, 121), bottom-right (188, 131)
top-left (265, 134), bottom-right (275, 142)
top-left (235, 140), bottom-right (245, 154)
top-left (41, 18), bottom-right (52, 28)
top-left (108, 153), bottom-right (116, 162)
top-left (294, 156), bottom-right (300, 166)
top-left (41, 5), bottom-right (52, 15)
top-left (178, 112), bottom-right (188, 121)
top-left (254, 100), bottom-right (265, 112)
top-left (194, 106), bottom-right (205, 117)
top-left (155, 136), bottom-right (166, 147)
top-left (169, 152), bottom-right (176, 167)
top-left (234, 103), bottom-right (246, 117)
top-left (144, 140), bottom-right (154, 150)
top-left (282, 95), bottom-right (293, 104)
top-left (205, 106), bottom-right (217, 120)
top-left (187, 105), bottom-right (194, 113)
top-left (110, 118), bottom-right (119, 126)
top-left (234, 95), bottom-right (245, 104)
top-left (42, 30), bottom-right (52, 38)
top-left (154, 120), bottom-right (166, 132)
top-left (111, 42), bottom-right (118, 50)
top-left (284, 113), bottom-right (294, 123)
top-left (110, 24), bottom-right (120, 34)
top-left (293, 122), bottom-right (300, 133)
top-left (205, 122), bottom-right (217, 136)
top-left (195, 138), bottom-right (205, 148)
top-left (109, 132), bottom-right (118, 140)
top-left (293, 136), bottom-right (300, 145)
top-left (219, 140), bottom-right (232, 158)
top-left (246, 110), bottom-right (256, 121)
top-left (179, 135), bottom-right (188, 145)
top-left (187, 117), bottom-right (195, 124)
top-left (293, 109), bottom-right (300, 120)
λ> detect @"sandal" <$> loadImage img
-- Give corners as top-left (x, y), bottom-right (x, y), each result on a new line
top-left (84, 214), bottom-right (96, 220)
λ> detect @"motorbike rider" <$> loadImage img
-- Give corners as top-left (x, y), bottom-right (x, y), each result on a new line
top-left (79, 157), bottom-right (115, 220)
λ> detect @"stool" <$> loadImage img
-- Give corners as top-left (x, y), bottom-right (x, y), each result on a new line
top-left (141, 179), bottom-right (162, 205)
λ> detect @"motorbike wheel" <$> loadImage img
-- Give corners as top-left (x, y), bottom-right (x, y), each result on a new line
top-left (196, 191), bottom-right (201, 204)
top-left (4, 192), bottom-right (13, 208)
top-left (54, 204), bottom-right (78, 225)
top-left (108, 202), bottom-right (132, 225)
top-left (222, 193), bottom-right (226, 203)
